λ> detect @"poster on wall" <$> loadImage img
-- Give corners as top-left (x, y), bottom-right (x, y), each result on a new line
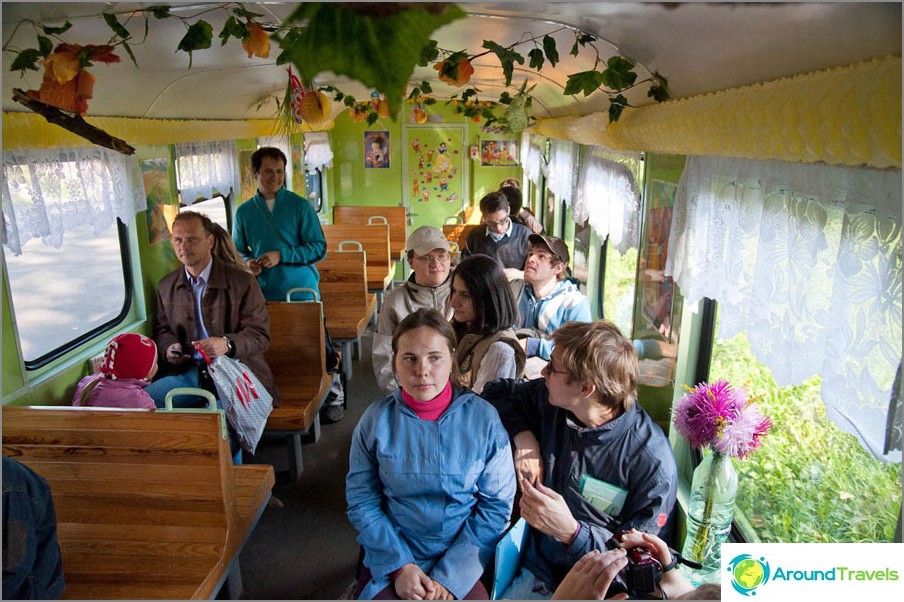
top-left (404, 125), bottom-right (465, 232)
top-left (364, 131), bottom-right (390, 168)
top-left (638, 179), bottom-right (676, 342)
top-left (480, 139), bottom-right (518, 167)
top-left (291, 142), bottom-right (304, 193)
top-left (140, 157), bottom-right (174, 246)
top-left (238, 149), bottom-right (256, 201)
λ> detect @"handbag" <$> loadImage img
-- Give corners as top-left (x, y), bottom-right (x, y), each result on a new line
top-left (196, 345), bottom-right (273, 454)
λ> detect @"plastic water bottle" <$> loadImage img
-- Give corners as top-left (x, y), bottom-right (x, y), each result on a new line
top-left (680, 450), bottom-right (738, 585)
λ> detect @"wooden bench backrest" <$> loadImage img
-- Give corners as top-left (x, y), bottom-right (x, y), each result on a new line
top-left (462, 206), bottom-right (482, 224)
top-left (322, 223), bottom-right (392, 291)
top-left (264, 300), bottom-right (331, 432)
top-left (443, 223), bottom-right (481, 251)
top-left (317, 251), bottom-right (375, 341)
top-left (333, 205), bottom-right (407, 261)
top-left (1, 406), bottom-right (234, 600)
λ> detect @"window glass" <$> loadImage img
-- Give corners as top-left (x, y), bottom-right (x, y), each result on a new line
top-left (5, 222), bottom-right (128, 365)
top-left (571, 221), bottom-right (591, 294)
top-left (304, 171), bottom-right (323, 213)
top-left (710, 313), bottom-right (903, 543)
top-left (180, 195), bottom-right (228, 230)
top-left (602, 244), bottom-right (638, 338)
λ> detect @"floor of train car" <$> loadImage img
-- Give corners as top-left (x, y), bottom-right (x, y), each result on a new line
top-left (235, 326), bottom-right (380, 600)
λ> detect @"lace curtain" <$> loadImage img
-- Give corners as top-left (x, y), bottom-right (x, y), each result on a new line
top-left (666, 155), bottom-right (902, 462)
top-left (173, 140), bottom-right (238, 205)
top-left (2, 146), bottom-right (143, 256)
top-left (304, 132), bottom-right (333, 172)
top-left (547, 140), bottom-right (578, 204)
top-left (573, 148), bottom-right (643, 254)
top-left (519, 132), bottom-right (546, 185)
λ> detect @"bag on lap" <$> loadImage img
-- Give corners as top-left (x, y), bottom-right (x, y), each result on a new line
top-left (200, 348), bottom-right (273, 454)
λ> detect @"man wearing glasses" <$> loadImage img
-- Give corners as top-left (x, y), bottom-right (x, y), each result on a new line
top-left (482, 321), bottom-right (677, 599)
top-left (461, 191), bottom-right (532, 280)
top-left (372, 226), bottom-right (454, 392)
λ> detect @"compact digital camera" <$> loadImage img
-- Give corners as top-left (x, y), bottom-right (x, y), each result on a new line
top-left (606, 530), bottom-right (664, 598)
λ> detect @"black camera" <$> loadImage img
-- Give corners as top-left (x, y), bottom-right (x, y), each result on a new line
top-left (606, 530), bottom-right (664, 598)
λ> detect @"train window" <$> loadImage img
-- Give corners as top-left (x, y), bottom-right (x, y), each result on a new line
top-left (304, 170), bottom-right (324, 213)
top-left (5, 221), bottom-right (130, 367)
top-left (173, 140), bottom-right (238, 207)
top-left (709, 313), bottom-right (903, 543)
top-left (179, 195), bottom-right (230, 231)
top-left (602, 241), bottom-right (639, 337)
top-left (571, 221), bottom-right (591, 293)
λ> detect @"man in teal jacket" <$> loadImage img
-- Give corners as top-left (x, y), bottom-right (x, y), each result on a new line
top-left (233, 147), bottom-right (346, 422)
top-left (233, 147), bottom-right (326, 302)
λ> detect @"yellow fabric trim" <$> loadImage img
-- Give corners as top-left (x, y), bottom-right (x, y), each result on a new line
top-left (1, 113), bottom-right (334, 150)
top-left (532, 55), bottom-right (902, 169)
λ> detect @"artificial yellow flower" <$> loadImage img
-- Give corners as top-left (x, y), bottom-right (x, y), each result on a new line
top-left (242, 24), bottom-right (270, 59)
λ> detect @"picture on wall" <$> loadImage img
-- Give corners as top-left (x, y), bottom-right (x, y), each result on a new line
top-left (480, 139), bottom-right (518, 166)
top-left (140, 157), bottom-right (174, 246)
top-left (291, 141), bottom-right (304, 194)
top-left (364, 131), bottom-right (390, 168)
top-left (238, 149), bottom-right (256, 201)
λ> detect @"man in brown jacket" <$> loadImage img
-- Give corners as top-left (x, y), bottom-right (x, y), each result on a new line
top-left (145, 211), bottom-right (280, 408)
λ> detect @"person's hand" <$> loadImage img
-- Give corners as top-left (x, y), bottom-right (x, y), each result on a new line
top-left (256, 250), bottom-right (281, 269)
top-left (551, 548), bottom-right (628, 600)
top-left (618, 529), bottom-right (672, 567)
top-left (165, 343), bottom-right (191, 364)
top-left (246, 258), bottom-right (262, 275)
top-left (394, 564), bottom-right (435, 600)
top-left (512, 431), bottom-right (543, 486)
top-left (193, 337), bottom-right (229, 360)
top-left (426, 580), bottom-right (454, 600)
top-left (519, 479), bottom-right (579, 544)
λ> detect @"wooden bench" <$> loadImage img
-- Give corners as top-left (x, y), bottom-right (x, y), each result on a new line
top-left (316, 251), bottom-right (378, 381)
top-left (1, 405), bottom-right (274, 601)
top-left (322, 223), bottom-right (394, 299)
top-left (443, 222), bottom-right (481, 254)
top-left (333, 205), bottom-right (408, 262)
top-left (264, 296), bottom-right (333, 481)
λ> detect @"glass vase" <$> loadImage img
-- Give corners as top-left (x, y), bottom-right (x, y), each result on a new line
top-left (680, 449), bottom-right (738, 584)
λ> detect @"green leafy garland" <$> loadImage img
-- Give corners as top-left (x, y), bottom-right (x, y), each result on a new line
top-left (4, 2), bottom-right (670, 130)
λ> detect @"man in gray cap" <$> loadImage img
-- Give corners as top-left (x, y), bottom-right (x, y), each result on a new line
top-left (512, 234), bottom-right (591, 365)
top-left (372, 226), bottom-right (454, 392)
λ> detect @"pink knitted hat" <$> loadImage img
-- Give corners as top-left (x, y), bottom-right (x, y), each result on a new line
top-left (100, 333), bottom-right (158, 380)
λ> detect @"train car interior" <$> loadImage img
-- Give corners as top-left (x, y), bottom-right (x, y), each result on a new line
top-left (2, 2), bottom-right (902, 599)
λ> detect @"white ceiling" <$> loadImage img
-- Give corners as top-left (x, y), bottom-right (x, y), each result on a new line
top-left (1, 2), bottom-right (901, 121)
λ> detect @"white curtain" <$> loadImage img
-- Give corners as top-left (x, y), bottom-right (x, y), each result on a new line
top-left (667, 155), bottom-right (902, 462)
top-left (304, 132), bottom-right (333, 172)
top-left (573, 147), bottom-right (643, 254)
top-left (173, 140), bottom-right (238, 205)
top-left (519, 132), bottom-right (545, 186)
top-left (547, 140), bottom-right (578, 204)
top-left (2, 147), bottom-right (143, 256)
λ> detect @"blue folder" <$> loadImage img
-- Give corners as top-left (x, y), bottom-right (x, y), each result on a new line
top-left (491, 517), bottom-right (530, 600)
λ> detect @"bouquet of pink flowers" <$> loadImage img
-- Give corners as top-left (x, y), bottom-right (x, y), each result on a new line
top-left (673, 379), bottom-right (772, 458)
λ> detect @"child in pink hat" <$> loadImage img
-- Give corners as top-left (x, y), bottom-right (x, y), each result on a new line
top-left (72, 333), bottom-right (159, 409)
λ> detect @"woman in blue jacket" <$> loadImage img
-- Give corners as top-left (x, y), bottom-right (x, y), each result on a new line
top-left (347, 308), bottom-right (516, 600)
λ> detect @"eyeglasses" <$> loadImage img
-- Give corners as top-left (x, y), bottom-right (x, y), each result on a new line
top-left (483, 216), bottom-right (510, 228)
top-left (545, 359), bottom-right (567, 377)
top-left (416, 253), bottom-right (450, 265)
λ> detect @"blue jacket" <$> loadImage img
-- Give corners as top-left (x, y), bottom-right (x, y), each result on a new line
top-left (2, 457), bottom-right (65, 600)
top-left (232, 189), bottom-right (327, 301)
top-left (482, 378), bottom-right (677, 590)
top-left (346, 388), bottom-right (516, 600)
top-left (515, 279), bottom-right (591, 360)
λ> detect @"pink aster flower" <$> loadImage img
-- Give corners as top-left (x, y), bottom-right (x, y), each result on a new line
top-left (714, 402), bottom-right (772, 459)
top-left (673, 379), bottom-right (741, 448)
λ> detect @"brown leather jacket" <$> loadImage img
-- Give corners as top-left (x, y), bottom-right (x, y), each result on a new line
top-left (154, 258), bottom-right (281, 406)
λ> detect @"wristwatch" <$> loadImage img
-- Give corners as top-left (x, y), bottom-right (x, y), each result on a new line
top-left (222, 336), bottom-right (235, 357)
